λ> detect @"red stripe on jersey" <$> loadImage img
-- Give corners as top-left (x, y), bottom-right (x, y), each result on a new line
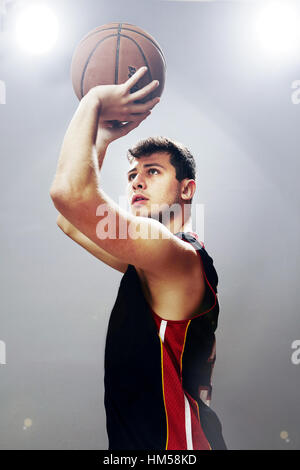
top-left (151, 308), bottom-right (211, 450)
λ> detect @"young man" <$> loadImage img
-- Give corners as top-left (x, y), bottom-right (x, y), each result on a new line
top-left (50, 67), bottom-right (227, 450)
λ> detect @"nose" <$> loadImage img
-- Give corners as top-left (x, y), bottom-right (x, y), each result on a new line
top-left (132, 173), bottom-right (146, 190)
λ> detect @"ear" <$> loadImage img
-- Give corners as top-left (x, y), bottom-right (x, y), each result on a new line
top-left (181, 179), bottom-right (196, 202)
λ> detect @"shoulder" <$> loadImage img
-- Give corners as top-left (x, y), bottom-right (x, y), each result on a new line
top-left (143, 231), bottom-right (205, 288)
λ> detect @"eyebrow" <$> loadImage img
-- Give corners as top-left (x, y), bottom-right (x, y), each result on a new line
top-left (127, 163), bottom-right (166, 176)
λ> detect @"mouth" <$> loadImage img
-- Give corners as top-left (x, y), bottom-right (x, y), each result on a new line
top-left (131, 196), bottom-right (149, 205)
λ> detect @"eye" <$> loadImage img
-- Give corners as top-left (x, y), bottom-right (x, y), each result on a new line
top-left (148, 168), bottom-right (159, 175)
top-left (128, 168), bottom-right (159, 181)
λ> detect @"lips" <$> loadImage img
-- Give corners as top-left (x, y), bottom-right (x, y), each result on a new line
top-left (131, 194), bottom-right (149, 205)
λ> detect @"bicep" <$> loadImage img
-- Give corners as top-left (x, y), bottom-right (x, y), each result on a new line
top-left (52, 189), bottom-right (193, 275)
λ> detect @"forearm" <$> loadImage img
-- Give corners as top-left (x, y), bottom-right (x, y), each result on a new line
top-left (50, 67), bottom-right (159, 203)
top-left (56, 213), bottom-right (76, 234)
top-left (50, 92), bottom-right (103, 200)
top-left (95, 135), bottom-right (109, 173)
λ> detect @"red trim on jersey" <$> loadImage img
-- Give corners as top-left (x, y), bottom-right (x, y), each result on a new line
top-left (148, 248), bottom-right (217, 323)
top-left (152, 313), bottom-right (211, 450)
top-left (146, 232), bottom-right (217, 449)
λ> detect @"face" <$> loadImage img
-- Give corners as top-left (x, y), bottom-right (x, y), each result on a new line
top-left (127, 152), bottom-right (183, 220)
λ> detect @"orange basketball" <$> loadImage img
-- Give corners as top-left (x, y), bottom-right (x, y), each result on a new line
top-left (70, 22), bottom-right (166, 103)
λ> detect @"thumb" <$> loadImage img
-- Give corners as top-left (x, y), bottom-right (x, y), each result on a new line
top-left (123, 112), bottom-right (151, 133)
top-left (118, 116), bottom-right (147, 136)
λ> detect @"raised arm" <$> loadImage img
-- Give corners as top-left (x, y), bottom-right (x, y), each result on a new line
top-left (50, 67), bottom-right (199, 280)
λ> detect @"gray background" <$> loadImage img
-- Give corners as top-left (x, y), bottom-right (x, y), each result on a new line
top-left (0, 0), bottom-right (299, 450)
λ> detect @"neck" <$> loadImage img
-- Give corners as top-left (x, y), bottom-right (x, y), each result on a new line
top-left (163, 204), bottom-right (193, 234)
top-left (169, 218), bottom-right (193, 235)
top-left (178, 218), bottom-right (193, 234)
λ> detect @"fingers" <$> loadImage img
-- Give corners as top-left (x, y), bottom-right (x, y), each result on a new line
top-left (116, 114), bottom-right (149, 137)
top-left (128, 111), bottom-right (151, 122)
top-left (128, 78), bottom-right (160, 102)
top-left (124, 66), bottom-right (148, 92)
top-left (128, 97), bottom-right (160, 115)
top-left (111, 112), bottom-right (150, 128)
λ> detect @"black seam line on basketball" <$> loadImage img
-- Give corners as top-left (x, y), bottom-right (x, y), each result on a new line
top-left (78, 27), bottom-right (166, 67)
top-left (80, 33), bottom-right (118, 99)
top-left (115, 24), bottom-right (122, 85)
top-left (79, 26), bottom-right (165, 61)
top-left (119, 33), bottom-right (153, 99)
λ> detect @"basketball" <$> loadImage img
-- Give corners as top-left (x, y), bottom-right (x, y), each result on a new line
top-left (70, 22), bottom-right (166, 103)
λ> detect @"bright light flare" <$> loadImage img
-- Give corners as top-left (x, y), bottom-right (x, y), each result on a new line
top-left (15, 3), bottom-right (59, 55)
top-left (255, 1), bottom-right (300, 59)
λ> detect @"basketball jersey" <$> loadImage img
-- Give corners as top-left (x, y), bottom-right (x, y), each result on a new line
top-left (151, 307), bottom-right (212, 450)
top-left (104, 231), bottom-right (227, 450)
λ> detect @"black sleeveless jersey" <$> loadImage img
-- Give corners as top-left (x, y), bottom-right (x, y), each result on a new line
top-left (103, 231), bottom-right (227, 450)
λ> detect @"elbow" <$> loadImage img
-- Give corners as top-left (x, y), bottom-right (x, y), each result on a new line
top-left (50, 185), bottom-right (62, 202)
top-left (49, 185), bottom-right (76, 215)
top-left (50, 185), bottom-right (66, 210)
top-left (50, 186), bottom-right (82, 228)
top-left (50, 182), bottom-right (83, 205)
top-left (50, 183), bottom-right (77, 204)
top-left (49, 178), bottom-right (67, 199)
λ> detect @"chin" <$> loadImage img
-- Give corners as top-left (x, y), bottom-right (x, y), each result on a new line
top-left (132, 207), bottom-right (149, 217)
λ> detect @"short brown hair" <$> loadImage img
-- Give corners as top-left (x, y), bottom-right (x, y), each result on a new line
top-left (127, 136), bottom-right (196, 182)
